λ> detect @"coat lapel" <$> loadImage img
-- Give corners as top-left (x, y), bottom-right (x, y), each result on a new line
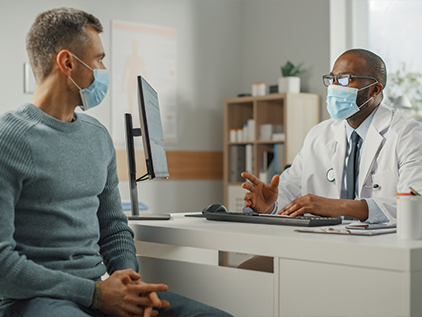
top-left (358, 104), bottom-right (393, 196)
top-left (330, 120), bottom-right (346, 197)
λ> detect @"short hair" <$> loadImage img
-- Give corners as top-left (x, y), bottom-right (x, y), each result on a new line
top-left (341, 48), bottom-right (387, 90)
top-left (26, 8), bottom-right (103, 82)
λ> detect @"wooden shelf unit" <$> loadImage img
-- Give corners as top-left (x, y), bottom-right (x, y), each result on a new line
top-left (223, 93), bottom-right (320, 209)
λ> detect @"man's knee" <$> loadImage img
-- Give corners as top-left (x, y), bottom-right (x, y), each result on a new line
top-left (156, 291), bottom-right (233, 317)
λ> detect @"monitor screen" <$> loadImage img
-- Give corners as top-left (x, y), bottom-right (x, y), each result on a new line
top-left (124, 76), bottom-right (170, 218)
top-left (137, 76), bottom-right (169, 180)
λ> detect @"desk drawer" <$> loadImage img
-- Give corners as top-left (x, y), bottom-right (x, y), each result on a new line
top-left (138, 256), bottom-right (274, 317)
top-left (278, 258), bottom-right (412, 317)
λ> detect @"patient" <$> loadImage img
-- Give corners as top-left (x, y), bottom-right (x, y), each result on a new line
top-left (0, 7), bottom-right (232, 317)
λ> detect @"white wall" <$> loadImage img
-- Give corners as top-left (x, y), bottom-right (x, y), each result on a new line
top-left (240, 0), bottom-right (330, 110)
top-left (0, 0), bottom-right (330, 213)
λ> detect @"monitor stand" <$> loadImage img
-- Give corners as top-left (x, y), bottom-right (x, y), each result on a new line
top-left (128, 213), bottom-right (171, 220)
top-left (127, 186), bottom-right (171, 221)
top-left (125, 113), bottom-right (170, 221)
top-left (126, 191), bottom-right (171, 221)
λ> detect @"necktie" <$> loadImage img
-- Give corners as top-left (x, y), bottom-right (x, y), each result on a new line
top-left (346, 131), bottom-right (360, 200)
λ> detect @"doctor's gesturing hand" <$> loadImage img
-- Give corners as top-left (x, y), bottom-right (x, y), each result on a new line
top-left (241, 172), bottom-right (280, 214)
top-left (242, 172), bottom-right (369, 220)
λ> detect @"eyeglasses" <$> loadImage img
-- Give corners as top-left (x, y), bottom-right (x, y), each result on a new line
top-left (322, 74), bottom-right (377, 87)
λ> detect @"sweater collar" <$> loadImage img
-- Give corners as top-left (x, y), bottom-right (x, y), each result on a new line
top-left (21, 104), bottom-right (82, 133)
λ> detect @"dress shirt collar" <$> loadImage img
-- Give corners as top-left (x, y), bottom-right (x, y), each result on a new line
top-left (345, 106), bottom-right (379, 143)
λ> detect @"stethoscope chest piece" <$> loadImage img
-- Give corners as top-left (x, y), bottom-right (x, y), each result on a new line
top-left (365, 183), bottom-right (380, 189)
top-left (326, 168), bottom-right (335, 182)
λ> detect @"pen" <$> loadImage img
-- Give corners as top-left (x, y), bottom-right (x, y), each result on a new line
top-left (410, 187), bottom-right (420, 196)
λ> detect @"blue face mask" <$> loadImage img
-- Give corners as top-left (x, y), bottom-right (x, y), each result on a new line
top-left (326, 82), bottom-right (376, 120)
top-left (69, 54), bottom-right (110, 111)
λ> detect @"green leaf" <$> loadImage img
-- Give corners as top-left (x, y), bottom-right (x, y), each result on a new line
top-left (281, 61), bottom-right (305, 77)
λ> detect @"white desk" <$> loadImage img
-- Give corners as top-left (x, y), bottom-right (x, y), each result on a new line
top-left (130, 213), bottom-right (422, 317)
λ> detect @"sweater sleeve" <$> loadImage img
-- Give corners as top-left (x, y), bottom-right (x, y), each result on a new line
top-left (0, 117), bottom-right (95, 307)
top-left (97, 140), bottom-right (139, 274)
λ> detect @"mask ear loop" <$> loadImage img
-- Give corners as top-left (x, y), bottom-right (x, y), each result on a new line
top-left (70, 53), bottom-right (94, 71)
top-left (67, 53), bottom-right (93, 91)
top-left (68, 53), bottom-right (95, 90)
top-left (68, 75), bottom-right (82, 90)
top-left (357, 81), bottom-right (378, 92)
top-left (345, 81), bottom-right (377, 119)
top-left (357, 96), bottom-right (372, 110)
top-left (68, 75), bottom-right (85, 110)
top-left (356, 81), bottom-right (378, 110)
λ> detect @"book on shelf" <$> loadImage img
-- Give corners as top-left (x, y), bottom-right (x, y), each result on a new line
top-left (245, 144), bottom-right (253, 175)
top-left (259, 143), bottom-right (285, 183)
top-left (274, 143), bottom-right (285, 174)
top-left (259, 151), bottom-right (275, 183)
top-left (230, 145), bottom-right (246, 182)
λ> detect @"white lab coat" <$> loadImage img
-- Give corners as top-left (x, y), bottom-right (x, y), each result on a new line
top-left (278, 103), bottom-right (422, 222)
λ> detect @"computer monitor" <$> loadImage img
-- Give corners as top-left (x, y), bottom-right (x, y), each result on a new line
top-left (124, 76), bottom-right (170, 220)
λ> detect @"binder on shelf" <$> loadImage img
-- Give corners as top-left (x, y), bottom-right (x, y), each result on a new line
top-left (230, 145), bottom-right (246, 182)
top-left (266, 156), bottom-right (276, 182)
top-left (246, 144), bottom-right (253, 174)
top-left (274, 143), bottom-right (285, 174)
top-left (259, 151), bottom-right (275, 183)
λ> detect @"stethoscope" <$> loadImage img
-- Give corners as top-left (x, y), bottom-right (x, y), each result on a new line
top-left (326, 142), bottom-right (383, 190)
top-left (326, 167), bottom-right (380, 189)
top-left (363, 170), bottom-right (380, 189)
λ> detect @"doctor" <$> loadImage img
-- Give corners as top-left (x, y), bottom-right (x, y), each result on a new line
top-left (242, 49), bottom-right (422, 223)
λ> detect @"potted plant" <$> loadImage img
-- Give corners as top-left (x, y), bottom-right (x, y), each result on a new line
top-left (278, 61), bottom-right (305, 93)
top-left (385, 61), bottom-right (422, 121)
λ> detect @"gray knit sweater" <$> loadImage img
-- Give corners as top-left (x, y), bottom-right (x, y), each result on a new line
top-left (0, 104), bottom-right (138, 307)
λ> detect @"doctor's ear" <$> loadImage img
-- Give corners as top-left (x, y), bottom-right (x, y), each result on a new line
top-left (371, 82), bottom-right (384, 97)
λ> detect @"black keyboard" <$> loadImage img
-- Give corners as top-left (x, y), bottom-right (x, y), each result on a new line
top-left (203, 211), bottom-right (342, 227)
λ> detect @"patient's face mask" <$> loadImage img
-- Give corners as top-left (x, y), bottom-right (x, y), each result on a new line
top-left (326, 82), bottom-right (377, 120)
top-left (68, 54), bottom-right (110, 111)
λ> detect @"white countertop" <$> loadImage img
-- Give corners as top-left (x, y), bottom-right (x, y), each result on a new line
top-left (129, 213), bottom-right (422, 272)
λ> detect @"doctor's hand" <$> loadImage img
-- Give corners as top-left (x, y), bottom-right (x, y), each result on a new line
top-left (278, 194), bottom-right (369, 220)
top-left (242, 172), bottom-right (279, 214)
